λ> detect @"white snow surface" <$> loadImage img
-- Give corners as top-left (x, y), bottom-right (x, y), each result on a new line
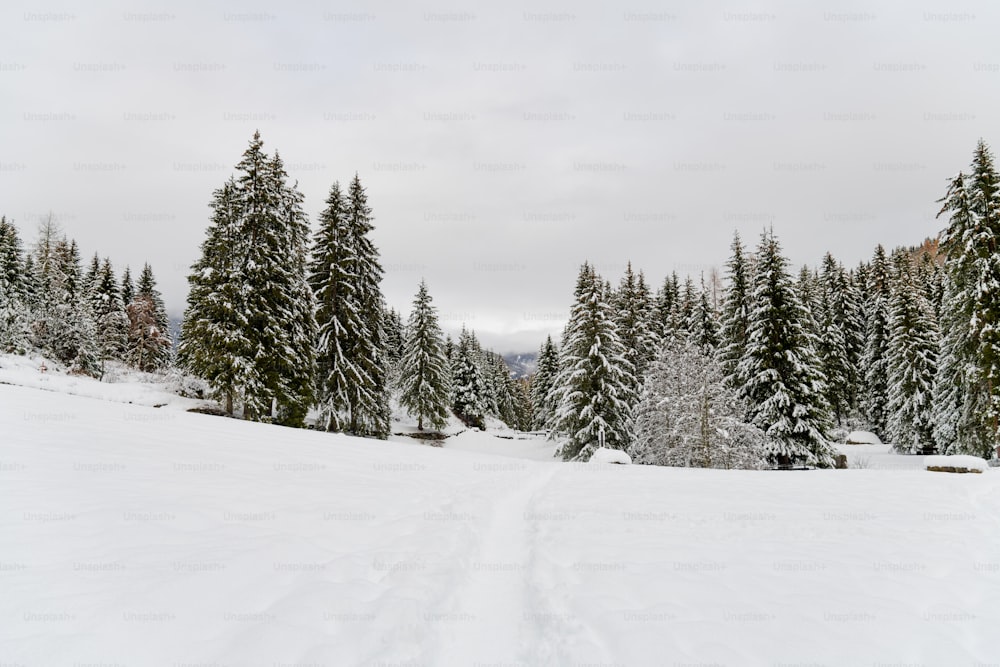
top-left (925, 455), bottom-right (990, 472)
top-left (845, 430), bottom-right (883, 445)
top-left (0, 354), bottom-right (209, 411)
top-left (3, 381), bottom-right (1000, 665)
top-left (588, 446), bottom-right (632, 464)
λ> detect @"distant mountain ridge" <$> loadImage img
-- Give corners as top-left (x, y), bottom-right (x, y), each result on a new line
top-left (503, 352), bottom-right (538, 379)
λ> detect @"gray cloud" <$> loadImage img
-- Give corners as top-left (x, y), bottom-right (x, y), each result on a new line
top-left (2, 0), bottom-right (996, 353)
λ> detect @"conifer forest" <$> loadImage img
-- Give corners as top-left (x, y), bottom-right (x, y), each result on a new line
top-left (3, 135), bottom-right (1000, 466)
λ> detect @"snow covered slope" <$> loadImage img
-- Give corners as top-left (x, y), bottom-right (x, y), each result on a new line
top-left (3, 382), bottom-right (1000, 665)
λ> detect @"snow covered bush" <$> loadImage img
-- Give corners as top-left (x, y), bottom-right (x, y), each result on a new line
top-left (589, 447), bottom-right (632, 464)
top-left (163, 367), bottom-right (211, 400)
top-left (631, 340), bottom-right (766, 470)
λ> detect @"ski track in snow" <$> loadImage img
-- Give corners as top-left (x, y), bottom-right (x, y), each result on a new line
top-left (433, 464), bottom-right (558, 665)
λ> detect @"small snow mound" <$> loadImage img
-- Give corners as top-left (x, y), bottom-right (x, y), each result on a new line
top-left (925, 455), bottom-right (989, 473)
top-left (845, 431), bottom-right (882, 445)
top-left (589, 447), bottom-right (632, 465)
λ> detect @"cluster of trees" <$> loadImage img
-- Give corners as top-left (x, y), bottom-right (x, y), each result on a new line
top-left (447, 324), bottom-right (532, 431)
top-left (179, 132), bottom-right (528, 436)
top-left (530, 248), bottom-right (806, 467)
top-left (530, 141), bottom-right (1000, 465)
top-left (7, 132), bottom-right (998, 465)
top-left (0, 216), bottom-right (171, 375)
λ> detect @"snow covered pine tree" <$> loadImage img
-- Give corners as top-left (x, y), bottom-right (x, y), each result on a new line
top-left (549, 262), bottom-right (635, 461)
top-left (308, 175), bottom-right (390, 437)
top-left (737, 230), bottom-right (835, 468)
top-left (452, 327), bottom-right (490, 429)
top-left (885, 251), bottom-right (938, 453)
top-left (399, 280), bottom-right (451, 431)
top-left (180, 132), bottom-right (316, 425)
top-left (933, 140), bottom-right (1000, 457)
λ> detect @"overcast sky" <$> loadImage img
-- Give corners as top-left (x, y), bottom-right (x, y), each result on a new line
top-left (2, 0), bottom-right (998, 353)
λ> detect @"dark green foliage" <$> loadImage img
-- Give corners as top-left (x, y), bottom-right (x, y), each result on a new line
top-left (180, 133), bottom-right (316, 425)
top-left (399, 280), bottom-right (451, 431)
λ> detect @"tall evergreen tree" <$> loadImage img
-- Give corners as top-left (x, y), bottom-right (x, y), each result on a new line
top-left (795, 265), bottom-right (821, 340)
top-left (862, 245), bottom-right (892, 437)
top-left (0, 217), bottom-right (29, 352)
top-left (485, 351), bottom-right (521, 428)
top-left (84, 252), bottom-right (100, 296)
top-left (549, 263), bottom-right (636, 461)
top-left (136, 264), bottom-right (169, 339)
top-left (21, 254), bottom-right (39, 313)
top-left (38, 237), bottom-right (99, 374)
top-left (128, 263), bottom-right (172, 371)
top-left (120, 266), bottom-right (135, 308)
top-left (677, 276), bottom-right (697, 339)
top-left (655, 272), bottom-right (681, 341)
top-left (816, 253), bottom-right (851, 425)
top-left (915, 250), bottom-right (944, 322)
top-left (384, 307), bottom-right (406, 375)
top-left (91, 258), bottom-right (129, 367)
top-left (309, 176), bottom-right (389, 437)
top-left (636, 270), bottom-right (658, 355)
top-left (886, 252), bottom-right (938, 453)
top-left (512, 377), bottom-right (534, 432)
top-left (309, 181), bottom-right (359, 431)
top-left (0, 217), bottom-right (24, 299)
top-left (179, 179), bottom-right (251, 415)
top-left (841, 266), bottom-right (866, 415)
top-left (614, 262), bottom-right (659, 389)
top-left (346, 174), bottom-right (390, 436)
top-left (737, 230), bottom-right (835, 467)
top-left (260, 151), bottom-right (318, 427)
top-left (399, 280), bottom-right (451, 431)
top-left (452, 326), bottom-right (489, 429)
top-left (933, 140), bottom-right (1000, 456)
top-left (687, 275), bottom-right (719, 350)
top-left (530, 335), bottom-right (559, 430)
top-left (720, 232), bottom-right (752, 386)
top-left (180, 133), bottom-right (316, 425)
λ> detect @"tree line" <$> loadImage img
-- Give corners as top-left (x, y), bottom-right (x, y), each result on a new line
top-left (0, 216), bottom-right (171, 376)
top-left (530, 140), bottom-right (1000, 466)
top-left (4, 134), bottom-right (998, 468)
top-left (176, 132), bottom-right (530, 435)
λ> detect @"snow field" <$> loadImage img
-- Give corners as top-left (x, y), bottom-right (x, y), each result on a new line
top-left (2, 382), bottom-right (1000, 666)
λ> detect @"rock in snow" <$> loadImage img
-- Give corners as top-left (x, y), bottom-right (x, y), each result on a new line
top-left (588, 447), bottom-right (632, 464)
top-left (925, 455), bottom-right (990, 473)
top-left (845, 430), bottom-right (883, 445)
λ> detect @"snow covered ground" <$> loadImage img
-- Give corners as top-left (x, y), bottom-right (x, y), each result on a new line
top-left (0, 353), bottom-right (209, 411)
top-left (3, 378), bottom-right (1000, 665)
